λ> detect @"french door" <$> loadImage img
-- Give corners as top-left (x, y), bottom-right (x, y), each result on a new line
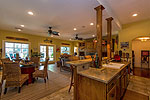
top-left (40, 45), bottom-right (54, 62)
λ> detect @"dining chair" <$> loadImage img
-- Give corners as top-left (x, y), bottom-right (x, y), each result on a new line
top-left (1, 58), bottom-right (10, 84)
top-left (4, 62), bottom-right (29, 94)
top-left (33, 58), bottom-right (49, 83)
top-left (31, 57), bottom-right (40, 69)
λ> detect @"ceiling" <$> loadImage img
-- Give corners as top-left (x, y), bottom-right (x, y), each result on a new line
top-left (0, 0), bottom-right (149, 40)
top-left (101, 0), bottom-right (150, 24)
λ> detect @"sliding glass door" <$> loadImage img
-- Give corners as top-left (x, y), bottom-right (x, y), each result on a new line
top-left (40, 45), bottom-right (55, 62)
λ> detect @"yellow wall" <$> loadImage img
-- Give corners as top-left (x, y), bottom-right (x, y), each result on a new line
top-left (0, 30), bottom-right (75, 61)
top-left (102, 35), bottom-right (118, 53)
top-left (118, 19), bottom-right (150, 56)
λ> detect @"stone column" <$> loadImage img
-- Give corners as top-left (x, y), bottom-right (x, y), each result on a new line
top-left (95, 5), bottom-right (105, 68)
top-left (106, 17), bottom-right (113, 59)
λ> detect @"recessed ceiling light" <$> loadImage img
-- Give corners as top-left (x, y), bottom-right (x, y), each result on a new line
top-left (20, 25), bottom-right (24, 27)
top-left (92, 35), bottom-right (95, 37)
top-left (73, 28), bottom-right (77, 31)
top-left (132, 13), bottom-right (138, 17)
top-left (17, 29), bottom-right (22, 31)
top-left (28, 11), bottom-right (34, 15)
top-left (138, 37), bottom-right (150, 40)
top-left (90, 23), bottom-right (94, 26)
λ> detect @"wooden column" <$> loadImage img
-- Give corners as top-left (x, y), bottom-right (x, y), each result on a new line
top-left (95, 5), bottom-right (105, 68)
top-left (106, 17), bottom-right (113, 59)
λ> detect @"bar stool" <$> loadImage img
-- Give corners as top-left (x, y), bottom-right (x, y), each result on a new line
top-left (68, 65), bottom-right (74, 92)
top-left (122, 53), bottom-right (126, 61)
top-left (126, 53), bottom-right (129, 62)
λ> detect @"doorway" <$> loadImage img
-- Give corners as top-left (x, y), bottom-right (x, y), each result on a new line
top-left (132, 36), bottom-right (150, 78)
top-left (40, 45), bottom-right (55, 62)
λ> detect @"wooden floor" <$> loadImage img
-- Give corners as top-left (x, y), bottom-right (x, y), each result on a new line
top-left (123, 90), bottom-right (149, 100)
top-left (133, 67), bottom-right (150, 78)
top-left (123, 67), bottom-right (150, 100)
top-left (0, 64), bottom-right (71, 100)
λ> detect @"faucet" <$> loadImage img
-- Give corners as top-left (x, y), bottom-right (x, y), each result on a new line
top-left (106, 59), bottom-right (111, 64)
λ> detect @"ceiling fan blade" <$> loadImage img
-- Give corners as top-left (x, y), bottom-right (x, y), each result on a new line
top-left (52, 31), bottom-right (59, 35)
top-left (78, 38), bottom-right (83, 40)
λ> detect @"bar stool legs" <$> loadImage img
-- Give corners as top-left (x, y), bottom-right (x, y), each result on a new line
top-left (68, 66), bottom-right (74, 92)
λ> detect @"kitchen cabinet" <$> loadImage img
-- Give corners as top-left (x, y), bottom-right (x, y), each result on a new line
top-left (74, 62), bottom-right (130, 100)
top-left (107, 85), bottom-right (117, 100)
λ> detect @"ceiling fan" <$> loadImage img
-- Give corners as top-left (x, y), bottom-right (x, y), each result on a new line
top-left (74, 34), bottom-right (83, 40)
top-left (48, 27), bottom-right (60, 36)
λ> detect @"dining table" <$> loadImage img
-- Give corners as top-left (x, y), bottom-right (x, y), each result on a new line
top-left (20, 62), bottom-right (35, 84)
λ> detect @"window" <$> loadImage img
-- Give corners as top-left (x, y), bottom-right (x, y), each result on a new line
top-left (61, 46), bottom-right (70, 54)
top-left (5, 42), bottom-right (29, 60)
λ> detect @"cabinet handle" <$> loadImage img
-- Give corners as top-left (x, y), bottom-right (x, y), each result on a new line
top-left (111, 94), bottom-right (115, 98)
top-left (111, 83), bottom-right (115, 87)
top-left (82, 66), bottom-right (85, 69)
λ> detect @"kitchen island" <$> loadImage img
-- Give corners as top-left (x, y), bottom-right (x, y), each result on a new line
top-left (67, 60), bottom-right (130, 100)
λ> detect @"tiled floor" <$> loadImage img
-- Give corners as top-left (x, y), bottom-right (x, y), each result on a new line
top-left (40, 75), bottom-right (150, 100)
top-left (0, 64), bottom-right (71, 100)
top-left (40, 86), bottom-right (73, 100)
top-left (1, 65), bottom-right (150, 100)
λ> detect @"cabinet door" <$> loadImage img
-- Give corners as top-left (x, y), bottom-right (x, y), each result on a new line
top-left (121, 76), bottom-right (125, 97)
top-left (124, 72), bottom-right (128, 88)
top-left (107, 85), bottom-right (116, 100)
top-left (116, 78), bottom-right (121, 100)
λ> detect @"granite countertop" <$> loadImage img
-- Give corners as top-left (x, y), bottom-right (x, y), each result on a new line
top-left (66, 59), bottom-right (92, 66)
top-left (78, 62), bottom-right (130, 84)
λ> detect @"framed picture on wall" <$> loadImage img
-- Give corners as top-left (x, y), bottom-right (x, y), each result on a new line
top-left (120, 42), bottom-right (129, 49)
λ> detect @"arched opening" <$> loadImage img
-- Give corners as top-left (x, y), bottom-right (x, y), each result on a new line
top-left (132, 36), bottom-right (150, 77)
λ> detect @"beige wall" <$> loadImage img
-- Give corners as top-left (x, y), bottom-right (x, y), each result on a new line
top-left (0, 30), bottom-right (75, 61)
top-left (132, 40), bottom-right (150, 68)
top-left (118, 19), bottom-right (150, 57)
